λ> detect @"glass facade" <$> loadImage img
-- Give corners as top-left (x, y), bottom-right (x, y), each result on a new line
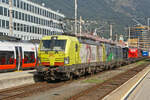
top-left (0, 0), bottom-right (65, 40)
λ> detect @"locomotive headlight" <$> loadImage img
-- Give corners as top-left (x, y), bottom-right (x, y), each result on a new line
top-left (64, 57), bottom-right (69, 64)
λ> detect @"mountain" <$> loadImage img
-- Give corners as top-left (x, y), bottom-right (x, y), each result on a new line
top-left (31, 0), bottom-right (150, 37)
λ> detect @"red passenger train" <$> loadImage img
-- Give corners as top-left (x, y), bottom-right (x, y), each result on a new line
top-left (0, 40), bottom-right (38, 72)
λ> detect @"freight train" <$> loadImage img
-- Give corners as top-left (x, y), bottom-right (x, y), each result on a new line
top-left (0, 40), bottom-right (39, 72)
top-left (0, 35), bottom-right (147, 74)
top-left (37, 35), bottom-right (146, 80)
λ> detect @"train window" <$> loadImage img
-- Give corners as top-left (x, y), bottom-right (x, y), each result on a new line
top-left (24, 52), bottom-right (35, 63)
top-left (41, 40), bottom-right (66, 51)
top-left (0, 51), bottom-right (14, 65)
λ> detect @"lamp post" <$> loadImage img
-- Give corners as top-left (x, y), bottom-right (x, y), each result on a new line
top-left (80, 16), bottom-right (82, 36)
top-left (128, 27), bottom-right (130, 47)
top-left (75, 0), bottom-right (77, 35)
top-left (9, 0), bottom-right (13, 36)
top-left (110, 24), bottom-right (112, 40)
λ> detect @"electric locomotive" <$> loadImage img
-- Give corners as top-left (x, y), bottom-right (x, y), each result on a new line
top-left (128, 48), bottom-right (142, 58)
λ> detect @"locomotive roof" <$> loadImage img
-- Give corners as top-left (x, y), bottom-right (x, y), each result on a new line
top-left (41, 35), bottom-right (78, 42)
top-left (42, 35), bottom-right (117, 45)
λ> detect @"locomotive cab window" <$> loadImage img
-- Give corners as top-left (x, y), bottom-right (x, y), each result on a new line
top-left (24, 52), bottom-right (35, 63)
top-left (41, 40), bottom-right (66, 51)
top-left (0, 51), bottom-right (14, 65)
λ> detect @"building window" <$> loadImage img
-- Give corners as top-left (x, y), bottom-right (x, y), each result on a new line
top-left (17, 23), bottom-right (19, 31)
top-left (40, 18), bottom-right (42, 24)
top-left (20, 1), bottom-right (23, 9)
top-left (47, 30), bottom-right (49, 35)
top-left (32, 6), bottom-right (34, 13)
top-left (35, 7), bottom-right (37, 14)
top-left (43, 20), bottom-right (45, 25)
top-left (19, 12), bottom-right (21, 19)
top-left (24, 2), bottom-right (26, 10)
top-left (30, 26), bottom-right (32, 33)
top-left (25, 14), bottom-right (27, 21)
top-left (12, 10), bottom-right (14, 18)
top-left (20, 24), bottom-right (23, 31)
top-left (4, 8), bottom-right (7, 16)
top-left (22, 13), bottom-right (24, 20)
top-left (46, 11), bottom-right (48, 17)
top-left (6, 21), bottom-right (9, 29)
top-left (39, 18), bottom-right (41, 24)
top-left (24, 24), bottom-right (26, 32)
top-left (2, 20), bottom-right (5, 28)
top-left (37, 8), bottom-right (39, 14)
top-left (37, 17), bottom-right (39, 24)
top-left (8, 9), bottom-right (9, 17)
top-left (27, 25), bottom-right (29, 32)
top-left (17, 0), bottom-right (19, 8)
top-left (6, 0), bottom-right (9, 4)
top-left (41, 9), bottom-right (43, 15)
top-left (54, 14), bottom-right (56, 19)
top-left (40, 8), bottom-right (42, 15)
top-left (28, 15), bottom-right (30, 22)
top-left (13, 22), bottom-right (16, 30)
top-left (2, 0), bottom-right (5, 3)
top-left (13, 0), bottom-right (16, 7)
top-left (32, 26), bottom-right (35, 33)
top-left (0, 19), bottom-right (1, 27)
top-left (35, 27), bottom-right (37, 33)
top-left (31, 15), bottom-right (33, 23)
top-left (0, 7), bottom-right (3, 15)
top-left (35, 17), bottom-right (38, 24)
top-left (40, 28), bottom-right (42, 34)
top-left (48, 12), bottom-right (49, 18)
top-left (29, 4), bottom-right (32, 12)
top-left (26, 3), bottom-right (29, 11)
top-left (44, 10), bottom-right (46, 16)
top-left (38, 27), bottom-right (40, 34)
top-left (15, 11), bottom-right (18, 19)
top-left (52, 13), bottom-right (54, 19)
top-left (33, 16), bottom-right (36, 23)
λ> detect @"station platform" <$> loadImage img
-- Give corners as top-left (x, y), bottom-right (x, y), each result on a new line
top-left (0, 70), bottom-right (37, 90)
top-left (102, 64), bottom-right (150, 100)
top-left (127, 69), bottom-right (150, 100)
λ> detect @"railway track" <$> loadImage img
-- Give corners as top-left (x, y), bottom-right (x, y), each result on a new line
top-left (0, 70), bottom-right (111, 100)
top-left (0, 81), bottom-right (69, 100)
top-left (68, 60), bottom-right (150, 100)
top-left (0, 59), bottom-right (148, 100)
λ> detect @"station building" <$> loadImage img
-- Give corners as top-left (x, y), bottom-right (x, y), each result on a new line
top-left (0, 0), bottom-right (65, 40)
